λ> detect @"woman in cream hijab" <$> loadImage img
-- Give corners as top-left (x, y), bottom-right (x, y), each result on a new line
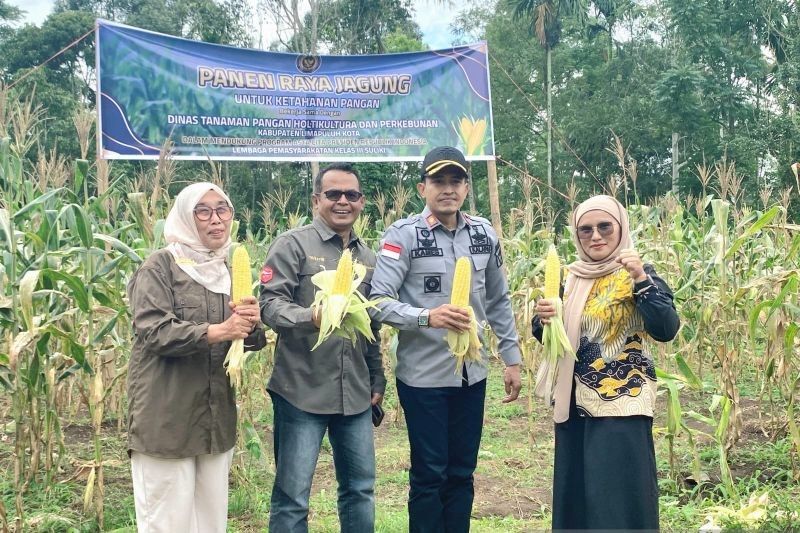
top-left (127, 183), bottom-right (266, 532)
top-left (534, 195), bottom-right (679, 531)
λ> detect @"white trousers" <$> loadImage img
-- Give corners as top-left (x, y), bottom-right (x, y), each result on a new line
top-left (131, 448), bottom-right (234, 533)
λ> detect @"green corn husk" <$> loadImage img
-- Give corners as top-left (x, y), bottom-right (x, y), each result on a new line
top-left (310, 250), bottom-right (382, 350)
top-left (534, 299), bottom-right (575, 405)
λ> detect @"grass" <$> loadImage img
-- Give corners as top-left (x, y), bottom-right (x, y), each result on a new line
top-left (2, 357), bottom-right (800, 531)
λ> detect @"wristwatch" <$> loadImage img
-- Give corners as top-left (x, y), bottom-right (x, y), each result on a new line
top-left (418, 309), bottom-right (430, 328)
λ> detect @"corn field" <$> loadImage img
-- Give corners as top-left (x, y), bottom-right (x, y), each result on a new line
top-left (1, 91), bottom-right (799, 531)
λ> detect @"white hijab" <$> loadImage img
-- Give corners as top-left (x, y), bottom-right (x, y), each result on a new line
top-left (164, 182), bottom-right (233, 295)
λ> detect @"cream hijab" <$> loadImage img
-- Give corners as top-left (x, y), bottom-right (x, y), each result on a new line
top-left (163, 182), bottom-right (233, 295)
top-left (552, 195), bottom-right (633, 423)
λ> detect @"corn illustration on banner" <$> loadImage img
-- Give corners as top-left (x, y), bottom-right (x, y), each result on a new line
top-left (95, 19), bottom-right (495, 161)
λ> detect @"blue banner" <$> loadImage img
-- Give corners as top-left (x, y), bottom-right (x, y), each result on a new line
top-left (96, 20), bottom-right (495, 161)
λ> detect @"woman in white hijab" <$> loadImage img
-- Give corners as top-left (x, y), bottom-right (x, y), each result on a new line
top-left (533, 195), bottom-right (679, 531)
top-left (127, 182), bottom-right (266, 533)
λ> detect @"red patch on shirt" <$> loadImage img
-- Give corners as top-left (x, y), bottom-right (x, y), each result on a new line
top-left (381, 242), bottom-right (402, 260)
top-left (260, 266), bottom-right (273, 284)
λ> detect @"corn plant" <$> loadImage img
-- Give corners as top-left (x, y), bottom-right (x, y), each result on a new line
top-left (2, 82), bottom-right (800, 528)
top-left (0, 95), bottom-right (143, 528)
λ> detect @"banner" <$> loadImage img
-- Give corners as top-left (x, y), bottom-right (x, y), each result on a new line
top-left (95, 20), bottom-right (495, 161)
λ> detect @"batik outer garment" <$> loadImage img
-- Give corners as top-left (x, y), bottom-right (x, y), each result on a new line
top-left (572, 268), bottom-right (656, 417)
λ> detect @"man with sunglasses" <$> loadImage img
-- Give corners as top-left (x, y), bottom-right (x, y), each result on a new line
top-left (370, 146), bottom-right (522, 532)
top-left (259, 163), bottom-right (385, 533)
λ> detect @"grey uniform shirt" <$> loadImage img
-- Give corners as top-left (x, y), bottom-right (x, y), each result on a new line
top-left (370, 207), bottom-right (522, 388)
top-left (259, 217), bottom-right (386, 415)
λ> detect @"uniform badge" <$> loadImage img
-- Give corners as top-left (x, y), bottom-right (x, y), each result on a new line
top-left (381, 242), bottom-right (402, 260)
top-left (260, 266), bottom-right (273, 284)
top-left (412, 227), bottom-right (443, 258)
top-left (424, 275), bottom-right (442, 293)
top-left (468, 224), bottom-right (491, 254)
top-left (416, 227), bottom-right (437, 248)
top-left (494, 243), bottom-right (504, 267)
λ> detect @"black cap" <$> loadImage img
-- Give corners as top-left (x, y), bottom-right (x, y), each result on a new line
top-left (420, 146), bottom-right (469, 180)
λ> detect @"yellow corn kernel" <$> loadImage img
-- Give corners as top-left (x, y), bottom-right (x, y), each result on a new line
top-left (333, 249), bottom-right (354, 295)
top-left (450, 257), bottom-right (471, 307)
top-left (544, 245), bottom-right (561, 300)
top-left (230, 245), bottom-right (252, 304)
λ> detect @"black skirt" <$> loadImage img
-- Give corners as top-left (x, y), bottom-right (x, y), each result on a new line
top-left (551, 388), bottom-right (659, 531)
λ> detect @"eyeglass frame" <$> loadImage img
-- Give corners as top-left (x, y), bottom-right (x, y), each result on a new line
top-left (315, 189), bottom-right (364, 202)
top-left (193, 205), bottom-right (235, 221)
top-left (576, 221), bottom-right (617, 240)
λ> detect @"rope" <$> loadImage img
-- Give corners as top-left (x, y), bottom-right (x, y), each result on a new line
top-left (487, 50), bottom-right (608, 191)
top-left (7, 27), bottom-right (95, 90)
top-left (495, 155), bottom-right (572, 202)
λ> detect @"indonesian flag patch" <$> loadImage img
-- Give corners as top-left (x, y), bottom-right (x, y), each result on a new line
top-left (260, 266), bottom-right (273, 284)
top-left (381, 242), bottom-right (402, 260)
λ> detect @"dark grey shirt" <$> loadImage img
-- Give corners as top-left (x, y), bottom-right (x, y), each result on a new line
top-left (259, 217), bottom-right (386, 415)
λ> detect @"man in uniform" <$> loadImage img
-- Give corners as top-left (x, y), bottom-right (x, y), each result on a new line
top-left (259, 163), bottom-right (385, 533)
top-left (370, 146), bottom-right (522, 532)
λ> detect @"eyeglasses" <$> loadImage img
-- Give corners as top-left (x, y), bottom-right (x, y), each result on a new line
top-left (193, 205), bottom-right (234, 221)
top-left (318, 189), bottom-right (363, 202)
top-left (576, 222), bottom-right (616, 239)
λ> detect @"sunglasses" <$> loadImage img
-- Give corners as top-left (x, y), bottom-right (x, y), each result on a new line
top-left (318, 189), bottom-right (363, 202)
top-left (194, 205), bottom-right (234, 221)
top-left (576, 221), bottom-right (616, 239)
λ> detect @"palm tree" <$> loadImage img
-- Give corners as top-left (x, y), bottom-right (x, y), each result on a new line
top-left (511, 0), bottom-right (586, 200)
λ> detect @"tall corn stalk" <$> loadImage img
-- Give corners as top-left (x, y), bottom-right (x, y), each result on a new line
top-left (0, 90), bottom-right (143, 528)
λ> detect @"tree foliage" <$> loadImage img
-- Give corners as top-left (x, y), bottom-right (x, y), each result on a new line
top-left (0, 0), bottom-right (799, 221)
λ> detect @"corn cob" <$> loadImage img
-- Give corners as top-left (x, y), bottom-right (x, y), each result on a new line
top-left (332, 248), bottom-right (354, 295)
top-left (534, 245), bottom-right (575, 405)
top-left (446, 257), bottom-right (482, 375)
top-left (231, 245), bottom-right (252, 304)
top-left (311, 249), bottom-right (382, 350)
top-left (451, 256), bottom-right (471, 306)
top-left (224, 245), bottom-right (253, 388)
top-left (544, 245), bottom-right (561, 299)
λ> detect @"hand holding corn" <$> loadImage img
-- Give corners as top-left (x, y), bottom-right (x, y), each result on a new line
top-left (208, 311), bottom-right (251, 343)
top-left (310, 248), bottom-right (381, 350)
top-left (446, 257), bottom-right (483, 374)
top-left (429, 304), bottom-right (472, 331)
top-left (230, 296), bottom-right (259, 326)
top-left (534, 245), bottom-right (575, 405)
top-left (535, 299), bottom-right (557, 325)
top-left (311, 304), bottom-right (323, 329)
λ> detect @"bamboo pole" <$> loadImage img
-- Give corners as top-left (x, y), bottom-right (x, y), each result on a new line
top-left (486, 159), bottom-right (503, 239)
top-left (467, 162), bottom-right (476, 213)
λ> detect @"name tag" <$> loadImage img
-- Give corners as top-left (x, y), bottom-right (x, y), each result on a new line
top-left (469, 245), bottom-right (492, 254)
top-left (411, 248), bottom-right (444, 259)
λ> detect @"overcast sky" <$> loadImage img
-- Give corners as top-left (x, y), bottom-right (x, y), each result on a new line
top-left (7, 0), bottom-right (466, 49)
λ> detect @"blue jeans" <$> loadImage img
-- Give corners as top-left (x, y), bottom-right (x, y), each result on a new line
top-left (268, 391), bottom-right (375, 533)
top-left (397, 378), bottom-right (487, 533)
